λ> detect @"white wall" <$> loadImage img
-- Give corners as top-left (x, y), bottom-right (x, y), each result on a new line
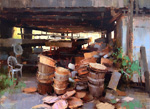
top-left (122, 16), bottom-right (150, 82)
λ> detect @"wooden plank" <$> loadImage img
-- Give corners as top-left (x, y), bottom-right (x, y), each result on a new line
top-left (45, 40), bottom-right (72, 48)
top-left (2, 7), bottom-right (107, 13)
top-left (0, 38), bottom-right (22, 47)
top-left (140, 46), bottom-right (150, 94)
top-left (0, 38), bottom-right (48, 47)
top-left (109, 13), bottom-right (122, 24)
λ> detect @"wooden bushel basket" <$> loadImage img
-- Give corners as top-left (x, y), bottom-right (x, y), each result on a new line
top-left (88, 70), bottom-right (106, 79)
top-left (53, 77), bottom-right (68, 84)
top-left (88, 82), bottom-right (104, 98)
top-left (89, 63), bottom-right (107, 72)
top-left (55, 67), bottom-right (70, 81)
top-left (37, 82), bottom-right (53, 95)
top-left (37, 72), bottom-right (54, 84)
top-left (38, 63), bottom-right (55, 74)
top-left (53, 83), bottom-right (68, 89)
top-left (39, 54), bottom-right (56, 67)
top-left (53, 85), bottom-right (66, 95)
top-left (87, 76), bottom-right (104, 85)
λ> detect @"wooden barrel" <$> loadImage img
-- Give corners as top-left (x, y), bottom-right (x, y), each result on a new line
top-left (53, 77), bottom-right (68, 84)
top-left (38, 63), bottom-right (55, 74)
top-left (37, 72), bottom-right (54, 83)
top-left (53, 83), bottom-right (68, 89)
top-left (53, 77), bottom-right (68, 89)
top-left (88, 82), bottom-right (104, 98)
top-left (39, 54), bottom-right (56, 67)
top-left (53, 85), bottom-right (66, 95)
top-left (55, 67), bottom-right (70, 81)
top-left (87, 76), bottom-right (104, 85)
top-left (89, 63), bottom-right (107, 72)
top-left (37, 82), bottom-right (53, 95)
top-left (88, 70), bottom-right (105, 79)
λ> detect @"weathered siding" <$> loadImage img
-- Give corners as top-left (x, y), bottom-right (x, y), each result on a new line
top-left (0, 0), bottom-right (127, 8)
top-left (121, 16), bottom-right (150, 82)
top-left (1, 0), bottom-right (150, 9)
top-left (138, 0), bottom-right (150, 9)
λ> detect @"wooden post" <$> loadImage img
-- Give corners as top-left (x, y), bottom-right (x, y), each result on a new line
top-left (116, 18), bottom-right (123, 47)
top-left (135, 0), bottom-right (139, 15)
top-left (140, 46), bottom-right (150, 94)
top-left (20, 27), bottom-right (23, 39)
top-left (127, 0), bottom-right (134, 61)
top-left (106, 31), bottom-right (111, 44)
top-left (24, 28), bottom-right (32, 39)
top-left (71, 33), bottom-right (73, 39)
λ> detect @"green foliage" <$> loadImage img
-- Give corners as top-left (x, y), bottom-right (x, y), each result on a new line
top-left (110, 99), bottom-right (117, 104)
top-left (121, 101), bottom-right (143, 109)
top-left (112, 47), bottom-right (141, 81)
top-left (0, 73), bottom-right (26, 96)
top-left (0, 74), bottom-right (13, 91)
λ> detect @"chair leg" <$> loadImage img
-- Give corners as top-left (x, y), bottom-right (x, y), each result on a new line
top-left (12, 71), bottom-right (14, 79)
top-left (8, 70), bottom-right (11, 78)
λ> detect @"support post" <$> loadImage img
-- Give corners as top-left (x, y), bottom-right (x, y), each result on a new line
top-left (106, 31), bottom-right (112, 44)
top-left (127, 0), bottom-right (134, 61)
top-left (140, 46), bottom-right (150, 94)
top-left (24, 28), bottom-right (32, 39)
top-left (115, 18), bottom-right (123, 47)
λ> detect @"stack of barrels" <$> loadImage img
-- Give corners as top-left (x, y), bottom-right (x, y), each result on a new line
top-left (37, 54), bottom-right (56, 95)
top-left (53, 67), bottom-right (70, 95)
top-left (75, 57), bottom-right (96, 91)
top-left (87, 63), bottom-right (107, 98)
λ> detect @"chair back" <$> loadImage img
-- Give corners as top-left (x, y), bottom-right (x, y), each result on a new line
top-left (7, 56), bottom-right (18, 67)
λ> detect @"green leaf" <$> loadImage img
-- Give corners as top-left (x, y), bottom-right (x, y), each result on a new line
top-left (129, 62), bottom-right (131, 65)
top-left (110, 99), bottom-right (117, 104)
top-left (121, 69), bottom-right (124, 74)
top-left (122, 60), bottom-right (127, 66)
top-left (124, 56), bottom-right (130, 61)
top-left (117, 53), bottom-right (122, 59)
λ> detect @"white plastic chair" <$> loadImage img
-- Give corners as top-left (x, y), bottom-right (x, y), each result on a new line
top-left (7, 56), bottom-right (23, 78)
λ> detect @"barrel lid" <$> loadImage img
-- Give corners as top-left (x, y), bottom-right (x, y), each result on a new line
top-left (89, 63), bottom-right (107, 71)
top-left (39, 54), bottom-right (56, 63)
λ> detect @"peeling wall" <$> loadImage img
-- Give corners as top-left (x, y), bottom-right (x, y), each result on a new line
top-left (0, 0), bottom-right (127, 8)
top-left (138, 0), bottom-right (150, 9)
top-left (121, 16), bottom-right (150, 82)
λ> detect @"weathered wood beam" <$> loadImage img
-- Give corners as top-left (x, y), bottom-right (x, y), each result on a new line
top-left (1, 7), bottom-right (107, 13)
top-left (140, 46), bottom-right (150, 94)
top-left (45, 40), bottom-right (72, 48)
top-left (0, 14), bottom-right (102, 21)
top-left (109, 13), bottom-right (122, 24)
top-left (0, 38), bottom-right (48, 47)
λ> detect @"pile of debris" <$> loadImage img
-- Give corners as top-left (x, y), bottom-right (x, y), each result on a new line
top-left (32, 90), bottom-right (83, 109)
top-left (31, 90), bottom-right (117, 109)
